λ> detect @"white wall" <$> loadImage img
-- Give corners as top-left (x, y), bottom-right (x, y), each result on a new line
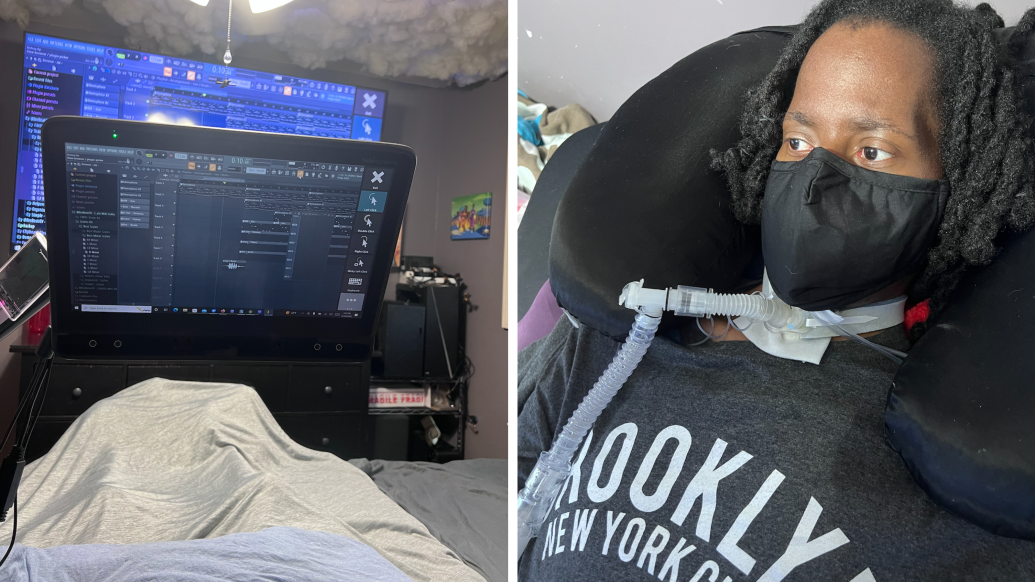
top-left (518, 0), bottom-right (1032, 121)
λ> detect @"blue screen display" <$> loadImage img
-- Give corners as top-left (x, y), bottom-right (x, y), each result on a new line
top-left (14, 33), bottom-right (388, 250)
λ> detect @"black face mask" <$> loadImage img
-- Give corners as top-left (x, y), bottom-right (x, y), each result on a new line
top-left (761, 147), bottom-right (950, 311)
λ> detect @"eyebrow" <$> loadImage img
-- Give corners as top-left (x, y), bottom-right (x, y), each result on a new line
top-left (785, 110), bottom-right (918, 141)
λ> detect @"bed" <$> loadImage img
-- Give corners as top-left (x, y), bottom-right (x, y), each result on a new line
top-left (0, 378), bottom-right (505, 581)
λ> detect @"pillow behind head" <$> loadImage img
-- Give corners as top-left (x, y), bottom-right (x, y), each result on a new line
top-left (549, 27), bottom-right (793, 338)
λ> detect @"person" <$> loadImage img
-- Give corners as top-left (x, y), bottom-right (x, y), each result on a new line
top-left (518, 1), bottom-right (1035, 580)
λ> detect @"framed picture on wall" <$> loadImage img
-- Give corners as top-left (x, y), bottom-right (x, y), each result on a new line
top-left (393, 220), bottom-right (404, 268)
top-left (450, 192), bottom-right (492, 240)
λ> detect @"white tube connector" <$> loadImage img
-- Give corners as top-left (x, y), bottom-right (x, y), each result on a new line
top-left (620, 279), bottom-right (809, 335)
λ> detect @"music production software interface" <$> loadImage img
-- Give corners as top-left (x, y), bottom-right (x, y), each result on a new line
top-left (64, 143), bottom-right (394, 319)
top-left (15, 33), bottom-right (388, 250)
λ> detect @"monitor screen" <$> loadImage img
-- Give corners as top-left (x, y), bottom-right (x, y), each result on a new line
top-left (42, 117), bottom-right (413, 360)
top-left (15, 32), bottom-right (388, 253)
top-left (62, 142), bottom-right (393, 320)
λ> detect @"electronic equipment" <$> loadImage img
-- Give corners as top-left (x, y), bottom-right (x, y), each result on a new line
top-left (400, 255), bottom-right (435, 270)
top-left (396, 282), bottom-right (464, 379)
top-left (0, 233), bottom-right (49, 322)
top-left (42, 116), bottom-right (414, 360)
top-left (377, 301), bottom-right (426, 379)
top-left (14, 32), bottom-right (389, 253)
top-left (0, 240), bottom-right (57, 563)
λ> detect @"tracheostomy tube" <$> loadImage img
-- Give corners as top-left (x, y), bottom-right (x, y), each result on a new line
top-left (516, 279), bottom-right (818, 557)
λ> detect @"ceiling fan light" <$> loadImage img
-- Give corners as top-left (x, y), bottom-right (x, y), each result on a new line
top-left (249, 0), bottom-right (294, 13)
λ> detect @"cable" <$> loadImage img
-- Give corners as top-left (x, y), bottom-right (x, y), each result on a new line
top-left (17, 361), bottom-right (51, 448)
top-left (695, 315), bottom-right (733, 341)
top-left (688, 333), bottom-right (711, 347)
top-left (0, 359), bottom-right (48, 451)
top-left (730, 317), bottom-right (755, 333)
top-left (19, 361), bottom-right (53, 449)
top-left (0, 497), bottom-right (15, 568)
top-left (225, 0), bottom-right (233, 64)
top-left (427, 287), bottom-right (455, 379)
top-left (811, 310), bottom-right (907, 364)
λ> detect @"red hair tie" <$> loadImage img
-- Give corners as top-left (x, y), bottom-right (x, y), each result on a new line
top-left (904, 298), bottom-right (931, 333)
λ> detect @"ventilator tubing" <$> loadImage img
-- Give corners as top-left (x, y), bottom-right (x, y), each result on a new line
top-left (515, 280), bottom-right (817, 557)
top-left (622, 279), bottom-right (810, 334)
top-left (516, 306), bottom-right (662, 555)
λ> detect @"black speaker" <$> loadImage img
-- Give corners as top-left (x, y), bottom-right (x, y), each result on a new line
top-left (379, 301), bottom-right (425, 379)
top-left (396, 283), bottom-right (463, 379)
top-left (372, 415), bottom-right (410, 460)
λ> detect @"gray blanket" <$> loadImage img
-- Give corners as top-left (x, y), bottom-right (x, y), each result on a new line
top-left (5, 527), bottom-right (411, 581)
top-left (351, 458), bottom-right (507, 582)
top-left (1, 378), bottom-right (483, 582)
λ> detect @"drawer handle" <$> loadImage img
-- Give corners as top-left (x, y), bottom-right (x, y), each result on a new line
top-left (72, 387), bottom-right (82, 399)
top-left (324, 385), bottom-right (333, 394)
top-left (321, 437), bottom-right (330, 446)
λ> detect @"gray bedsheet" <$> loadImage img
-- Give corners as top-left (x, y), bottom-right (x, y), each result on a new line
top-left (350, 458), bottom-right (507, 582)
top-left (0, 378), bottom-right (483, 582)
top-left (6, 527), bottom-right (411, 582)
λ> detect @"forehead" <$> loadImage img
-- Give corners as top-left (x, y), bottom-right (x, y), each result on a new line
top-left (792, 21), bottom-right (936, 127)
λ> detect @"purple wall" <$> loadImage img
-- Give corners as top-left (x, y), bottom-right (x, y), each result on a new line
top-left (403, 79), bottom-right (508, 459)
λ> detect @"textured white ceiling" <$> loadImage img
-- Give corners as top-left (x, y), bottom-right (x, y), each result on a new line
top-left (0, 0), bottom-right (507, 86)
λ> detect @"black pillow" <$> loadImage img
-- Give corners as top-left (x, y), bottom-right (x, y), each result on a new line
top-left (885, 226), bottom-right (1035, 540)
top-left (547, 27), bottom-right (793, 338)
top-left (518, 123), bottom-right (604, 321)
top-left (884, 26), bottom-right (1035, 540)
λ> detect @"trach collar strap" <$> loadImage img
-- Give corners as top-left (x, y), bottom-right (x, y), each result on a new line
top-left (736, 296), bottom-right (906, 365)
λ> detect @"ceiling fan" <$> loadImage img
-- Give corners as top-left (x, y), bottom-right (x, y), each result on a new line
top-left (188, 0), bottom-right (296, 71)
top-left (188, 0), bottom-right (294, 13)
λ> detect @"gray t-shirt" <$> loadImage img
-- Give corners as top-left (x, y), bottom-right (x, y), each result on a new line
top-left (518, 319), bottom-right (1035, 582)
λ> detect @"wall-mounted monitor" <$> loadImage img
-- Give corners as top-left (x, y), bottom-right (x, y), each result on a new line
top-left (14, 32), bottom-right (389, 253)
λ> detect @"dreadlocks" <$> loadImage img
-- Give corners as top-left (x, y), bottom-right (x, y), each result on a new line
top-left (711, 0), bottom-right (1035, 341)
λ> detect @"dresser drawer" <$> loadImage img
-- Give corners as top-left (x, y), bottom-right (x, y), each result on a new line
top-left (126, 365), bottom-right (211, 385)
top-left (23, 419), bottom-right (73, 464)
top-left (41, 364), bottom-right (125, 417)
top-left (212, 365), bottom-right (291, 404)
top-left (274, 413), bottom-right (370, 459)
top-left (264, 364), bottom-right (366, 413)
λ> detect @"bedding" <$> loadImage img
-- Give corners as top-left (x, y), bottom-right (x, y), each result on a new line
top-left (516, 91), bottom-right (596, 196)
top-left (5, 526), bottom-right (411, 582)
top-left (0, 378), bottom-right (484, 582)
top-left (350, 457), bottom-right (507, 582)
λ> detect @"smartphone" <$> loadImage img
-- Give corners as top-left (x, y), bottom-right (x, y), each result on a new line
top-left (0, 232), bottom-right (49, 321)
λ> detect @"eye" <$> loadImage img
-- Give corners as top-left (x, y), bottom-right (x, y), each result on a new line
top-left (860, 146), bottom-right (892, 162)
top-left (787, 138), bottom-right (813, 153)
